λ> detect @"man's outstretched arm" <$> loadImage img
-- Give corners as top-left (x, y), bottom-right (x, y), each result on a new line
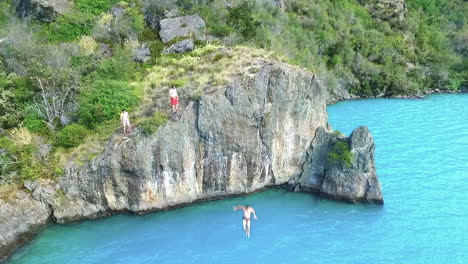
top-left (233, 205), bottom-right (245, 211)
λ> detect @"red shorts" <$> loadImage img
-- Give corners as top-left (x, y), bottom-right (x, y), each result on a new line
top-left (171, 96), bottom-right (179, 105)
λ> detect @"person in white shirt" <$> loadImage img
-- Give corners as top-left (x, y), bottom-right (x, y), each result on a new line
top-left (169, 87), bottom-right (179, 113)
top-left (120, 109), bottom-right (131, 136)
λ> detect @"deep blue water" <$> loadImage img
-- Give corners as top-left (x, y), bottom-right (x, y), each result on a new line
top-left (8, 94), bottom-right (468, 263)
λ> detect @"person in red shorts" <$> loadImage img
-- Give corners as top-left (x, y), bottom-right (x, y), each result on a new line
top-left (169, 87), bottom-right (179, 113)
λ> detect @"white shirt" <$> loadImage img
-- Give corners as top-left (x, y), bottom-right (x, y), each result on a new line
top-left (169, 88), bottom-right (178, 98)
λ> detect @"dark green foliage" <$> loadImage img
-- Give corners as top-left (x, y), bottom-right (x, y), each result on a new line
top-left (138, 112), bottom-right (168, 136)
top-left (56, 124), bottom-right (89, 148)
top-left (227, 1), bottom-right (260, 40)
top-left (209, 24), bottom-right (234, 37)
top-left (0, 73), bottom-right (36, 129)
top-left (23, 113), bottom-right (49, 135)
top-left (328, 141), bottom-right (353, 169)
top-left (75, 0), bottom-right (120, 16)
top-left (44, 12), bottom-right (93, 42)
top-left (85, 56), bottom-right (138, 82)
top-left (79, 80), bottom-right (140, 128)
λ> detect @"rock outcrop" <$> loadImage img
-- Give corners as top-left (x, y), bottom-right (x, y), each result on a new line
top-left (159, 15), bottom-right (206, 43)
top-left (53, 62), bottom-right (331, 222)
top-left (295, 126), bottom-right (383, 203)
top-left (0, 60), bottom-right (383, 261)
top-left (163, 38), bottom-right (195, 54)
top-left (0, 190), bottom-right (51, 263)
top-left (12, 0), bottom-right (71, 22)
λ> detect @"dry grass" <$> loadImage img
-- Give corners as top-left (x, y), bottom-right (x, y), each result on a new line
top-left (138, 44), bottom-right (286, 117)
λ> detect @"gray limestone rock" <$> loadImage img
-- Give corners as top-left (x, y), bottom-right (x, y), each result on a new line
top-left (12, 0), bottom-right (71, 22)
top-left (159, 15), bottom-right (206, 43)
top-left (163, 38), bottom-right (194, 54)
top-left (0, 190), bottom-right (51, 263)
top-left (53, 62), bottom-right (330, 222)
top-left (296, 126), bottom-right (383, 203)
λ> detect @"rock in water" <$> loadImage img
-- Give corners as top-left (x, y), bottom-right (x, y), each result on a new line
top-left (12, 0), bottom-right (71, 22)
top-left (0, 190), bottom-right (51, 262)
top-left (159, 15), bottom-right (206, 43)
top-left (297, 126), bottom-right (383, 203)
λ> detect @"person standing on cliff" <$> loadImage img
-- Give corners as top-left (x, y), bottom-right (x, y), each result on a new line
top-left (120, 109), bottom-right (131, 136)
top-left (169, 87), bottom-right (179, 114)
top-left (233, 205), bottom-right (258, 238)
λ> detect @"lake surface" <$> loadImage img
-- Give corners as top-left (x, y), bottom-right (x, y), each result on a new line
top-left (8, 94), bottom-right (468, 263)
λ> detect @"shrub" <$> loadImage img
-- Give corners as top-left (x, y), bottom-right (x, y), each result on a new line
top-left (210, 24), bottom-right (234, 37)
top-left (45, 12), bottom-right (94, 42)
top-left (78, 36), bottom-right (98, 56)
top-left (85, 56), bottom-right (137, 82)
top-left (79, 80), bottom-right (140, 128)
top-left (328, 141), bottom-right (353, 168)
top-left (23, 112), bottom-right (49, 135)
top-left (56, 124), bottom-right (89, 148)
top-left (227, 0), bottom-right (260, 40)
top-left (75, 0), bottom-right (121, 16)
top-left (138, 112), bottom-right (168, 136)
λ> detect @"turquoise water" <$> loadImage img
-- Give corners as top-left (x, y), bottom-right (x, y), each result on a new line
top-left (8, 94), bottom-right (468, 263)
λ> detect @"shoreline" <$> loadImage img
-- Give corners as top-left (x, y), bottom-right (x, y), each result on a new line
top-left (2, 91), bottom-right (462, 263)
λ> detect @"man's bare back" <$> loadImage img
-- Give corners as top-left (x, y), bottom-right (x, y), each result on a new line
top-left (233, 205), bottom-right (257, 238)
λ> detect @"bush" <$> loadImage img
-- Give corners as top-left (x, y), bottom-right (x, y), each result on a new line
top-left (56, 124), bottom-right (89, 148)
top-left (328, 141), bottom-right (353, 168)
top-left (210, 24), bottom-right (234, 37)
top-left (85, 56), bottom-right (137, 82)
top-left (23, 112), bottom-right (49, 135)
top-left (138, 112), bottom-right (168, 136)
top-left (227, 0), bottom-right (260, 40)
top-left (79, 80), bottom-right (140, 128)
top-left (75, 0), bottom-right (120, 16)
top-left (45, 12), bottom-right (94, 42)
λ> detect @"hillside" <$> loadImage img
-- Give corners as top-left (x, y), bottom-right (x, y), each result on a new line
top-left (0, 0), bottom-right (466, 188)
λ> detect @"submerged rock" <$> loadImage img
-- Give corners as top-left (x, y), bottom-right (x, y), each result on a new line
top-left (12, 0), bottom-right (71, 22)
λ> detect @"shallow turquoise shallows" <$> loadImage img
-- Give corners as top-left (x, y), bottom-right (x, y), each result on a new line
top-left (8, 94), bottom-right (468, 264)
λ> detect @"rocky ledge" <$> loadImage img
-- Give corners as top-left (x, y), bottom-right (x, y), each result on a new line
top-left (0, 60), bottom-right (383, 262)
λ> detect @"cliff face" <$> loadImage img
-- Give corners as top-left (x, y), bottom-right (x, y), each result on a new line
top-left (294, 126), bottom-right (383, 203)
top-left (0, 61), bottom-right (383, 262)
top-left (53, 62), bottom-right (332, 222)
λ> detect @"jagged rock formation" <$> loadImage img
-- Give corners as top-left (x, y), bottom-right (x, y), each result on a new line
top-left (159, 15), bottom-right (206, 43)
top-left (361, 0), bottom-right (407, 24)
top-left (0, 60), bottom-right (383, 261)
top-left (12, 0), bottom-right (71, 22)
top-left (294, 126), bottom-right (383, 203)
top-left (53, 61), bottom-right (331, 222)
top-left (0, 190), bottom-right (51, 263)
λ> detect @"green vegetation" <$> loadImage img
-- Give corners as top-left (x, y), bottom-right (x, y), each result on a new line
top-left (138, 112), bottom-right (169, 136)
top-left (79, 80), bottom-right (140, 128)
top-left (0, 0), bottom-right (466, 187)
top-left (56, 124), bottom-right (90, 148)
top-left (328, 141), bottom-right (354, 169)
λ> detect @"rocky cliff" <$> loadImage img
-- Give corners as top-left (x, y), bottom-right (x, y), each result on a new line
top-left (0, 61), bottom-right (383, 262)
